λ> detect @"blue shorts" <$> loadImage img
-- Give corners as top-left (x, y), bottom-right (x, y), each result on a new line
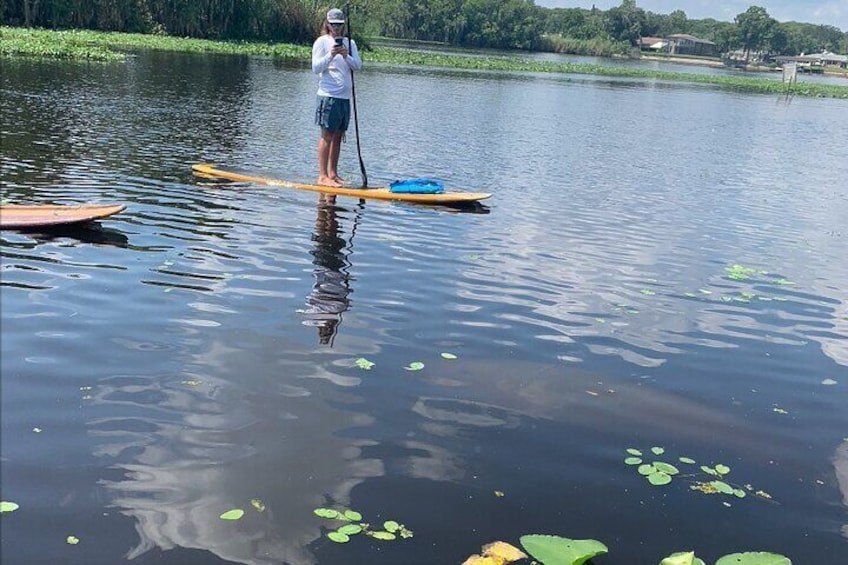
top-left (315, 96), bottom-right (350, 132)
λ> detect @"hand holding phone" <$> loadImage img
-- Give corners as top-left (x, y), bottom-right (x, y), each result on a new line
top-left (334, 37), bottom-right (344, 47)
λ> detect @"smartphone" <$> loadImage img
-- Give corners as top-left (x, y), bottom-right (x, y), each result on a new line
top-left (334, 37), bottom-right (344, 47)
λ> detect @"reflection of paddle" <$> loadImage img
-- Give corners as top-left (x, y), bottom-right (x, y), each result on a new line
top-left (345, 3), bottom-right (368, 187)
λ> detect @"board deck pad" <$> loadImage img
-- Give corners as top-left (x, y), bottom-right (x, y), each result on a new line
top-left (0, 204), bottom-right (126, 229)
top-left (192, 164), bottom-right (492, 204)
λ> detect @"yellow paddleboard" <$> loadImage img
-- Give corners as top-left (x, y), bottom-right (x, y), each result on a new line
top-left (192, 164), bottom-right (492, 204)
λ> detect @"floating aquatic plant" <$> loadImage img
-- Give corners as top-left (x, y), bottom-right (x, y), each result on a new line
top-left (219, 508), bottom-right (244, 520)
top-left (66, 535), bottom-right (80, 545)
top-left (355, 358), bottom-right (375, 370)
top-left (464, 537), bottom-right (789, 565)
top-left (313, 507), bottom-right (413, 543)
top-left (519, 534), bottom-right (608, 565)
top-left (624, 447), bottom-right (771, 502)
top-left (440, 352), bottom-right (457, 359)
top-left (404, 361), bottom-right (424, 371)
top-left (0, 501), bottom-right (20, 513)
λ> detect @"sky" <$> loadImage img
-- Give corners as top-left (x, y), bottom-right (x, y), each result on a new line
top-left (536, 1), bottom-right (848, 32)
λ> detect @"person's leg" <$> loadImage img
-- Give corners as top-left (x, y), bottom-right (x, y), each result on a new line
top-left (316, 128), bottom-right (340, 187)
top-left (328, 130), bottom-right (344, 184)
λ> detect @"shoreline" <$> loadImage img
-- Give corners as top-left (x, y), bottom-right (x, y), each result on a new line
top-left (639, 53), bottom-right (848, 78)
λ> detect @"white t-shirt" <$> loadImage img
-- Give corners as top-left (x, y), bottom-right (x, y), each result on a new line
top-left (311, 35), bottom-right (362, 99)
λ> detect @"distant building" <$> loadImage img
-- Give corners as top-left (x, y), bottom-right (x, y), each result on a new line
top-left (773, 51), bottom-right (848, 69)
top-left (666, 34), bottom-right (717, 56)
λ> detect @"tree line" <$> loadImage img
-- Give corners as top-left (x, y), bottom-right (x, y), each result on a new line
top-left (2, 0), bottom-right (846, 56)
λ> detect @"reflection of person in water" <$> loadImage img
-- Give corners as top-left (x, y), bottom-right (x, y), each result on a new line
top-left (302, 195), bottom-right (352, 345)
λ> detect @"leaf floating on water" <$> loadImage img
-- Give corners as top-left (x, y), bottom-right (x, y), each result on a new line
top-left (679, 457), bottom-right (697, 465)
top-left (404, 362), bottom-right (424, 371)
top-left (714, 464), bottom-right (731, 475)
top-left (520, 534), bottom-right (608, 565)
top-left (660, 551), bottom-right (706, 565)
top-left (494, 490), bottom-right (505, 497)
top-left (624, 457), bottom-right (643, 465)
top-left (638, 464), bottom-right (655, 476)
top-left (370, 531), bottom-right (397, 540)
top-left (338, 524), bottom-right (362, 535)
top-left (440, 352), bottom-right (457, 359)
top-left (383, 520), bottom-right (400, 532)
top-left (33, 427), bottom-right (42, 433)
top-left (822, 378), bottom-right (838, 386)
top-left (711, 480), bottom-right (734, 495)
top-left (343, 509), bottom-right (362, 521)
top-left (219, 508), bottom-right (244, 520)
top-left (648, 472), bottom-right (672, 486)
top-left (355, 358), bottom-right (375, 370)
top-left (314, 508), bottom-right (340, 519)
top-left (328, 531), bottom-right (350, 543)
top-left (653, 462), bottom-right (680, 475)
top-left (715, 552), bottom-right (791, 565)
top-left (725, 264), bottom-right (758, 281)
top-left (626, 448), bottom-right (642, 456)
top-left (251, 498), bottom-right (265, 512)
top-left (651, 446), bottom-right (665, 455)
top-left (66, 535), bottom-right (80, 545)
top-left (0, 501), bottom-right (20, 513)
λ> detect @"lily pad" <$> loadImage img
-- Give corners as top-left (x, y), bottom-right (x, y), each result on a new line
top-left (711, 480), bottom-right (735, 495)
top-left (440, 352), bottom-right (457, 359)
top-left (219, 508), bottom-right (244, 520)
top-left (679, 457), bottom-right (697, 465)
top-left (0, 501), bottom-right (20, 513)
top-left (314, 508), bottom-right (340, 519)
top-left (715, 552), bottom-right (791, 565)
top-left (626, 448), bottom-right (642, 456)
top-left (638, 464), bottom-right (655, 476)
top-left (715, 464), bottom-right (731, 475)
top-left (625, 457), bottom-right (643, 465)
top-left (384, 520), bottom-right (400, 532)
top-left (404, 362), bottom-right (425, 371)
top-left (328, 531), bottom-right (350, 543)
top-left (648, 471), bottom-right (672, 486)
top-left (653, 462), bottom-right (680, 475)
top-left (370, 531), bottom-right (397, 540)
top-left (651, 446), bottom-right (665, 455)
top-left (66, 535), bottom-right (80, 545)
top-left (338, 524), bottom-right (362, 535)
top-left (251, 498), bottom-right (265, 512)
top-left (343, 509), bottom-right (362, 521)
top-left (660, 551), bottom-right (707, 565)
top-left (520, 534), bottom-right (608, 565)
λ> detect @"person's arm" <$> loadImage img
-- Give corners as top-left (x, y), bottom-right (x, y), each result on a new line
top-left (312, 37), bottom-right (333, 74)
top-left (346, 40), bottom-right (362, 72)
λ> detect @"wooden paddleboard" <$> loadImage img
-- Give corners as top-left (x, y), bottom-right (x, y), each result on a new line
top-left (0, 204), bottom-right (126, 229)
top-left (192, 164), bottom-right (492, 204)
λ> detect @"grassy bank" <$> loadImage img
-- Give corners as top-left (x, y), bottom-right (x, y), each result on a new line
top-left (3, 26), bottom-right (847, 99)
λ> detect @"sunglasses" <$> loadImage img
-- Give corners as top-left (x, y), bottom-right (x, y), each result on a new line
top-left (329, 22), bottom-right (344, 28)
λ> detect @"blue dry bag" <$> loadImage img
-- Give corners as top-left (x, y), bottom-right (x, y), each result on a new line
top-left (389, 178), bottom-right (444, 194)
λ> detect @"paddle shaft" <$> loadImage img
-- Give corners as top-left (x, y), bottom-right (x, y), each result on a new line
top-left (345, 3), bottom-right (368, 187)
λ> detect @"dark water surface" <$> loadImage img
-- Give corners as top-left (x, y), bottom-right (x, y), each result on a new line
top-left (2, 51), bottom-right (848, 564)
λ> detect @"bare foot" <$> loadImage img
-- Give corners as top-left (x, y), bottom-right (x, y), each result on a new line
top-left (333, 175), bottom-right (345, 185)
top-left (317, 175), bottom-right (342, 187)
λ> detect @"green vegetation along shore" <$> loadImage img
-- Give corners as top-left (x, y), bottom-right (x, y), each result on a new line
top-left (2, 26), bottom-right (847, 100)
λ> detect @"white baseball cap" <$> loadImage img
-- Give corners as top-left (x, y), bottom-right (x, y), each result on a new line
top-left (327, 9), bottom-right (345, 24)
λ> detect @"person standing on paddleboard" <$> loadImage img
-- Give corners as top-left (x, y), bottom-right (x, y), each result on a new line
top-left (312, 8), bottom-right (362, 188)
